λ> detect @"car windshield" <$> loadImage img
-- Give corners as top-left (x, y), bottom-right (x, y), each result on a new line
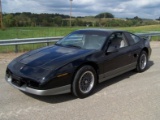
top-left (56, 31), bottom-right (107, 50)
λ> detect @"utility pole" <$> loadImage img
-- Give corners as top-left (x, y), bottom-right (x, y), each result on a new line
top-left (0, 0), bottom-right (3, 29)
top-left (70, 0), bottom-right (73, 27)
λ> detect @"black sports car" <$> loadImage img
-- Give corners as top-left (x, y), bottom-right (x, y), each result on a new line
top-left (5, 29), bottom-right (151, 98)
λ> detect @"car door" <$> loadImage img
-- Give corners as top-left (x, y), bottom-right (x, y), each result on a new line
top-left (124, 32), bottom-right (143, 63)
top-left (99, 32), bottom-right (135, 82)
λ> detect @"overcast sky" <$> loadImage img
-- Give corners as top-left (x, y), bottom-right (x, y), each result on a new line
top-left (2, 0), bottom-right (160, 19)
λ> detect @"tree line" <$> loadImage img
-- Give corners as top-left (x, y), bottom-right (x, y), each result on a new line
top-left (2, 12), bottom-right (159, 27)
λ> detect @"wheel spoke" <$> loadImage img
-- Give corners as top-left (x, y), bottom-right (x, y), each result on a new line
top-left (79, 71), bottom-right (95, 94)
top-left (140, 54), bottom-right (147, 70)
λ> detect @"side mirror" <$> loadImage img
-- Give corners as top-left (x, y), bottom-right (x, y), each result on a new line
top-left (106, 46), bottom-right (118, 54)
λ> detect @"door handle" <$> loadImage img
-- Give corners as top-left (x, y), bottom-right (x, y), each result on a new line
top-left (134, 53), bottom-right (138, 58)
top-left (128, 53), bottom-right (138, 58)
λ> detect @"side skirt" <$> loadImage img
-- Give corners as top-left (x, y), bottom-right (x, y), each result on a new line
top-left (99, 62), bottom-right (137, 83)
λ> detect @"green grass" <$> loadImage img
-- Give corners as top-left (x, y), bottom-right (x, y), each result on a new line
top-left (0, 25), bottom-right (160, 40)
top-left (119, 25), bottom-right (160, 33)
top-left (0, 25), bottom-right (160, 53)
top-left (0, 27), bottom-right (85, 40)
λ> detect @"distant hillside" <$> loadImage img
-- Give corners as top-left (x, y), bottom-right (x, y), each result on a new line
top-left (2, 12), bottom-right (159, 27)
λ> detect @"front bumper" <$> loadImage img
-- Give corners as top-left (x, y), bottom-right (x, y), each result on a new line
top-left (5, 75), bottom-right (71, 96)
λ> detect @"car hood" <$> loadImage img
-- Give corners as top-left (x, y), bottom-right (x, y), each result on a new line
top-left (15, 45), bottom-right (95, 70)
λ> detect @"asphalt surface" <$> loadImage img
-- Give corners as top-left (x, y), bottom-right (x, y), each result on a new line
top-left (0, 42), bottom-right (160, 120)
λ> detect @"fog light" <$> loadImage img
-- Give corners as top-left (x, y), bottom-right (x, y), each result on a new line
top-left (6, 74), bottom-right (12, 82)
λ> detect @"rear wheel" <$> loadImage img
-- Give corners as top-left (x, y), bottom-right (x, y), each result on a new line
top-left (136, 51), bottom-right (148, 72)
top-left (72, 65), bottom-right (97, 98)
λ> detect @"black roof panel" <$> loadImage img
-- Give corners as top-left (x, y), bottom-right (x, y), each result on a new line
top-left (77, 28), bottom-right (125, 33)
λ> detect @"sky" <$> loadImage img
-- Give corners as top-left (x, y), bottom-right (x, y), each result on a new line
top-left (1, 0), bottom-right (160, 19)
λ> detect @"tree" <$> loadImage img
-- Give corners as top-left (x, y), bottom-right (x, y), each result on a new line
top-left (3, 14), bottom-right (15, 27)
top-left (156, 17), bottom-right (160, 21)
top-left (95, 12), bottom-right (114, 18)
top-left (134, 16), bottom-right (141, 20)
top-left (53, 16), bottom-right (62, 26)
top-left (13, 13), bottom-right (31, 27)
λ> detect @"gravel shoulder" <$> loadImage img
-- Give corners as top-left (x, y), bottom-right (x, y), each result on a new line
top-left (0, 53), bottom-right (23, 64)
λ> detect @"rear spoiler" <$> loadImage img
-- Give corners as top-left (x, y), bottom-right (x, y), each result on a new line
top-left (137, 34), bottom-right (151, 41)
top-left (135, 32), bottom-right (160, 41)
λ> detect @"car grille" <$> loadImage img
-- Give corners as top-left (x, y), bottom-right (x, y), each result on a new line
top-left (6, 68), bottom-right (39, 88)
top-left (9, 73), bottom-right (26, 87)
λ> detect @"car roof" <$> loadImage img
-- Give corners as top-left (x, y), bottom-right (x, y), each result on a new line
top-left (77, 28), bottom-right (126, 33)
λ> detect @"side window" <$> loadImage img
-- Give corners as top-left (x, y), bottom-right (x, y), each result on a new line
top-left (108, 32), bottom-right (128, 49)
top-left (130, 34), bottom-right (141, 44)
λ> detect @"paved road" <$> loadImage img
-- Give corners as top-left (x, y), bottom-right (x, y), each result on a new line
top-left (0, 42), bottom-right (160, 120)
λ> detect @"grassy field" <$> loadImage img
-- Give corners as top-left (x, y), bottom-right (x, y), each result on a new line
top-left (120, 25), bottom-right (160, 33)
top-left (0, 25), bottom-right (160, 40)
top-left (0, 25), bottom-right (160, 53)
top-left (0, 27), bottom-right (84, 40)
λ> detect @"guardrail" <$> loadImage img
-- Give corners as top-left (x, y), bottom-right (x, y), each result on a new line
top-left (0, 37), bottom-right (63, 53)
top-left (136, 32), bottom-right (160, 41)
top-left (135, 32), bottom-right (160, 37)
top-left (0, 32), bottom-right (160, 53)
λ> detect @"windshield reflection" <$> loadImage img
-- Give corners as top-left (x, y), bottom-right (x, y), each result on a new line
top-left (56, 31), bottom-right (107, 50)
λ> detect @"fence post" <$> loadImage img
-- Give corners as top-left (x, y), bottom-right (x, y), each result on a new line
top-left (15, 45), bottom-right (18, 53)
top-left (46, 42), bottom-right (49, 46)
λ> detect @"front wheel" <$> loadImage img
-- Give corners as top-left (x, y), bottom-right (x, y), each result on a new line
top-left (72, 65), bottom-right (97, 98)
top-left (136, 51), bottom-right (148, 72)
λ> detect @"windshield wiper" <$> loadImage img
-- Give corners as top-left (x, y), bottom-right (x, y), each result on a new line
top-left (65, 44), bottom-right (81, 48)
top-left (55, 43), bottom-right (81, 48)
top-left (55, 43), bottom-right (63, 46)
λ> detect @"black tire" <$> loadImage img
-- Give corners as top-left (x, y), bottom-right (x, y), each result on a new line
top-left (72, 65), bottom-right (97, 98)
top-left (136, 51), bottom-right (148, 72)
